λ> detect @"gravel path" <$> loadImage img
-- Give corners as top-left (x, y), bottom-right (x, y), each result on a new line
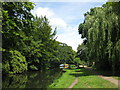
top-left (67, 72), bottom-right (78, 90)
top-left (85, 67), bottom-right (119, 87)
top-left (99, 75), bottom-right (120, 86)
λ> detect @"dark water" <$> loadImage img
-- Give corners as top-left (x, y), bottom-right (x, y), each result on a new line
top-left (2, 68), bottom-right (63, 88)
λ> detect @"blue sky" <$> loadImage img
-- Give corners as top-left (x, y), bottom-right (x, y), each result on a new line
top-left (31, 1), bottom-right (107, 51)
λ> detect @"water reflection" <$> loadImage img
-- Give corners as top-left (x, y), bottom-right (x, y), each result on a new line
top-left (3, 68), bottom-right (62, 88)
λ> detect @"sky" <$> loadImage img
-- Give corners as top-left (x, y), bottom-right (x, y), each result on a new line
top-left (31, 1), bottom-right (107, 51)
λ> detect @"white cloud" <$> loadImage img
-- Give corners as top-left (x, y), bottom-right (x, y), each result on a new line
top-left (49, 18), bottom-right (67, 28)
top-left (32, 7), bottom-right (54, 18)
top-left (56, 26), bottom-right (84, 51)
top-left (32, 7), bottom-right (67, 28)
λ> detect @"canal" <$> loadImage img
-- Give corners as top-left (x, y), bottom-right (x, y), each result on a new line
top-left (2, 68), bottom-right (63, 88)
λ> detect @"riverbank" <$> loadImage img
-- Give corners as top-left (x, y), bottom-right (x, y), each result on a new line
top-left (49, 69), bottom-right (75, 88)
top-left (49, 67), bottom-right (118, 88)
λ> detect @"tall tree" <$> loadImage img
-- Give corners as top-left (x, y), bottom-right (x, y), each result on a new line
top-left (78, 2), bottom-right (120, 75)
top-left (2, 2), bottom-right (34, 74)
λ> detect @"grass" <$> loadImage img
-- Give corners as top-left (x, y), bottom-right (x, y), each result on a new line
top-left (49, 65), bottom-right (76, 88)
top-left (49, 69), bottom-right (75, 88)
top-left (112, 76), bottom-right (120, 80)
top-left (49, 65), bottom-right (118, 88)
top-left (73, 68), bottom-right (118, 88)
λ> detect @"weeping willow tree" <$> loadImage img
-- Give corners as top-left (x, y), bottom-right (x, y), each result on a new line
top-left (78, 2), bottom-right (120, 75)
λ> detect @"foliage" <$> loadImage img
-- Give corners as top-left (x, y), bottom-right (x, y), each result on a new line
top-left (57, 43), bottom-right (76, 64)
top-left (2, 2), bottom-right (34, 74)
top-left (3, 74), bottom-right (28, 88)
top-left (77, 2), bottom-right (120, 75)
top-left (74, 58), bottom-right (80, 67)
top-left (3, 50), bottom-right (27, 74)
top-left (2, 61), bottom-right (10, 73)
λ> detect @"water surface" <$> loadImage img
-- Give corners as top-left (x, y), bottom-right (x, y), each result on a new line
top-left (3, 68), bottom-right (62, 88)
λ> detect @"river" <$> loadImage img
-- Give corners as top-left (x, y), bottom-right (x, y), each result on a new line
top-left (2, 68), bottom-right (63, 88)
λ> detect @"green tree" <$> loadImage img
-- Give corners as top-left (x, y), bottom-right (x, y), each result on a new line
top-left (77, 2), bottom-right (120, 75)
top-left (57, 43), bottom-right (76, 64)
top-left (2, 2), bottom-right (34, 74)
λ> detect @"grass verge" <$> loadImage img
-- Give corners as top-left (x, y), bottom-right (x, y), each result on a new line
top-left (112, 76), bottom-right (120, 80)
top-left (73, 68), bottom-right (118, 88)
top-left (49, 69), bottom-right (76, 88)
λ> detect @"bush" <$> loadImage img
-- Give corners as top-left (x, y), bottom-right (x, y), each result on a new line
top-left (29, 65), bottom-right (38, 70)
top-left (10, 50), bottom-right (28, 73)
top-left (2, 61), bottom-right (10, 73)
top-left (3, 50), bottom-right (28, 74)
